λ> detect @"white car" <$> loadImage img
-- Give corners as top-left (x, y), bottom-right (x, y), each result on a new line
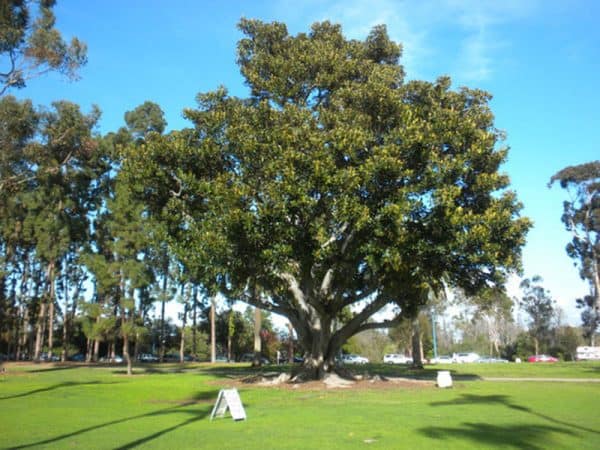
top-left (383, 354), bottom-right (412, 364)
top-left (342, 354), bottom-right (369, 364)
top-left (430, 355), bottom-right (454, 364)
top-left (453, 352), bottom-right (480, 363)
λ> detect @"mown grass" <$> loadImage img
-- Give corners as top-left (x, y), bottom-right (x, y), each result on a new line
top-left (1, 361), bottom-right (599, 449)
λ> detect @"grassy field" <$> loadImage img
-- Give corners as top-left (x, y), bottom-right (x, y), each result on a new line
top-left (1, 361), bottom-right (599, 449)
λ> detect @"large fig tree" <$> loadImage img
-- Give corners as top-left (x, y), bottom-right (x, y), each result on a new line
top-left (124, 20), bottom-right (530, 378)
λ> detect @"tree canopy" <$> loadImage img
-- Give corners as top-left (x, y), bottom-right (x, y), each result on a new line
top-left (123, 19), bottom-right (530, 378)
top-left (550, 161), bottom-right (600, 339)
top-left (0, 0), bottom-right (87, 96)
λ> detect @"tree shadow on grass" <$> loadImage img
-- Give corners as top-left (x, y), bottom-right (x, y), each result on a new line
top-left (201, 363), bottom-right (481, 383)
top-left (27, 364), bottom-right (82, 373)
top-left (0, 380), bottom-right (122, 401)
top-left (110, 366), bottom-right (189, 376)
top-left (430, 394), bottom-right (600, 436)
top-left (419, 422), bottom-right (574, 450)
top-left (370, 364), bottom-right (481, 381)
top-left (202, 364), bottom-right (288, 379)
top-left (8, 389), bottom-right (220, 450)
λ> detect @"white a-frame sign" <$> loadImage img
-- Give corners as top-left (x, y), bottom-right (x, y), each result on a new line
top-left (210, 389), bottom-right (247, 421)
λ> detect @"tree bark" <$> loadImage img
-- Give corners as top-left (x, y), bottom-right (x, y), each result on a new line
top-left (159, 273), bottom-right (167, 363)
top-left (253, 306), bottom-right (262, 367)
top-left (47, 261), bottom-right (56, 360)
top-left (61, 271), bottom-right (69, 362)
top-left (192, 286), bottom-right (197, 359)
top-left (47, 298), bottom-right (54, 359)
top-left (210, 297), bottom-right (216, 363)
top-left (227, 310), bottom-right (233, 362)
top-left (33, 300), bottom-right (47, 361)
top-left (179, 302), bottom-right (187, 363)
top-left (92, 313), bottom-right (101, 362)
top-left (411, 317), bottom-right (423, 369)
top-left (287, 322), bottom-right (294, 364)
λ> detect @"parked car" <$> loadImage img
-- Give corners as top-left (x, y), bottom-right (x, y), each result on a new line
top-left (527, 354), bottom-right (558, 363)
top-left (69, 353), bottom-right (86, 362)
top-left (240, 353), bottom-right (270, 364)
top-left (477, 356), bottom-right (509, 363)
top-left (99, 355), bottom-right (124, 363)
top-left (383, 354), bottom-right (412, 364)
top-left (430, 355), bottom-right (454, 364)
top-left (138, 353), bottom-right (159, 363)
top-left (341, 354), bottom-right (369, 364)
top-left (453, 352), bottom-right (480, 363)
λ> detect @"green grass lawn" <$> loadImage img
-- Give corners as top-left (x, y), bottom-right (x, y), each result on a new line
top-left (1, 361), bottom-right (599, 449)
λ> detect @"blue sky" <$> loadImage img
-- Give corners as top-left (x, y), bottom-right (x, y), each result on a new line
top-left (15, 0), bottom-right (600, 325)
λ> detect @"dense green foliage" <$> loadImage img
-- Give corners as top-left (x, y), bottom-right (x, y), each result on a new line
top-left (550, 161), bottom-right (600, 339)
top-left (519, 276), bottom-right (557, 355)
top-left (1, 362), bottom-right (599, 449)
top-left (123, 19), bottom-right (531, 378)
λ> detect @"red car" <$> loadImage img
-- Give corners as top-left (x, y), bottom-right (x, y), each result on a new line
top-left (527, 354), bottom-right (558, 363)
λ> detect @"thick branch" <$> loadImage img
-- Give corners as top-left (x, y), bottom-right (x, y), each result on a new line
top-left (278, 272), bottom-right (310, 314)
top-left (355, 316), bottom-right (403, 334)
top-left (330, 294), bottom-right (390, 351)
top-left (237, 289), bottom-right (293, 318)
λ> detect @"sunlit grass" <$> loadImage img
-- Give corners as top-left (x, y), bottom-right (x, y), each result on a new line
top-left (1, 361), bottom-right (599, 449)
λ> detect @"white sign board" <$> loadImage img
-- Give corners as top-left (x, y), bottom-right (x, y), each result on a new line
top-left (210, 389), bottom-right (247, 421)
top-left (437, 370), bottom-right (453, 388)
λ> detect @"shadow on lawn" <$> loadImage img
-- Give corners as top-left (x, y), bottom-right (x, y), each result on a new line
top-left (0, 380), bottom-right (122, 401)
top-left (27, 364), bottom-right (83, 373)
top-left (200, 363), bottom-right (481, 382)
top-left (8, 389), bottom-right (220, 450)
top-left (419, 422), bottom-right (574, 450)
top-left (429, 394), bottom-right (600, 436)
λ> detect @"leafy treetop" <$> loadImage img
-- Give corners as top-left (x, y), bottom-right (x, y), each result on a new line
top-left (124, 19), bottom-right (531, 378)
top-left (0, 0), bottom-right (87, 95)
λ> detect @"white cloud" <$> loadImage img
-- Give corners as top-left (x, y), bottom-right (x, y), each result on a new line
top-left (273, 0), bottom-right (541, 82)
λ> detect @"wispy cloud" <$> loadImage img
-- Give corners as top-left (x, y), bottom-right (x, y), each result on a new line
top-left (273, 0), bottom-right (541, 83)
top-left (447, 0), bottom-right (539, 82)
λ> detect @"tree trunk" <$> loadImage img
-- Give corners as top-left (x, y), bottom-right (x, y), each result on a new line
top-left (16, 268), bottom-right (30, 361)
top-left (294, 316), bottom-right (337, 379)
top-left (252, 306), bottom-right (262, 367)
top-left (92, 313), bottom-right (101, 362)
top-left (534, 336), bottom-right (539, 355)
top-left (411, 317), bottom-right (423, 369)
top-left (134, 333), bottom-right (140, 361)
top-left (33, 300), bottom-right (47, 361)
top-left (287, 322), bottom-right (294, 364)
top-left (159, 268), bottom-right (168, 363)
top-left (86, 338), bottom-right (92, 362)
top-left (61, 272), bottom-right (69, 362)
top-left (124, 333), bottom-right (132, 375)
top-left (227, 310), bottom-right (233, 362)
top-left (210, 297), bottom-right (216, 363)
top-left (17, 305), bottom-right (28, 360)
top-left (179, 302), bottom-right (187, 363)
top-left (47, 298), bottom-right (54, 360)
top-left (192, 286), bottom-right (197, 359)
top-left (121, 302), bottom-right (132, 375)
top-left (46, 261), bottom-right (56, 360)
top-left (94, 339), bottom-right (101, 362)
